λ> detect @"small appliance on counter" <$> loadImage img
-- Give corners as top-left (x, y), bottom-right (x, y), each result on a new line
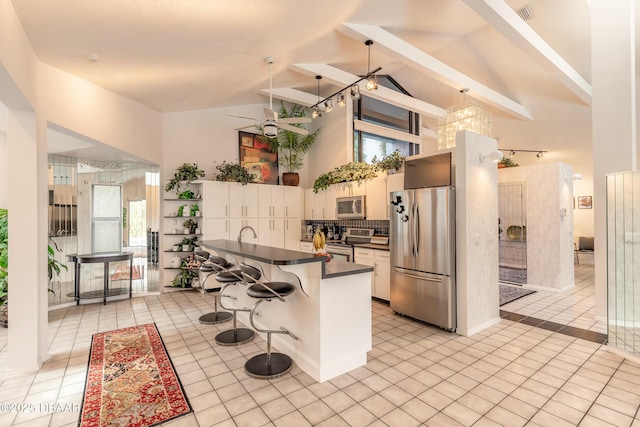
top-left (370, 235), bottom-right (389, 245)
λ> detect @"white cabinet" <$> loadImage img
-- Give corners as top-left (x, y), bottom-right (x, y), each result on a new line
top-left (202, 181), bottom-right (229, 218)
top-left (284, 187), bottom-right (302, 218)
top-left (284, 218), bottom-right (301, 250)
top-left (354, 247), bottom-right (390, 301)
top-left (300, 241), bottom-right (313, 253)
top-left (258, 218), bottom-right (285, 248)
top-left (387, 172), bottom-right (404, 193)
top-left (305, 188), bottom-right (327, 220)
top-left (365, 176), bottom-right (389, 220)
top-left (204, 218), bottom-right (229, 240)
top-left (229, 183), bottom-right (259, 218)
top-left (259, 185), bottom-right (285, 218)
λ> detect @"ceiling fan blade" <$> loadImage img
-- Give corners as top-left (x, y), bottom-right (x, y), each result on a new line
top-left (279, 117), bottom-right (312, 124)
top-left (228, 114), bottom-right (260, 121)
top-left (278, 123), bottom-right (309, 136)
top-left (234, 125), bottom-right (259, 131)
top-left (264, 108), bottom-right (278, 121)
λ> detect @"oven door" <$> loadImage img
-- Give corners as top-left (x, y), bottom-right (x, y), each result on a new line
top-left (326, 244), bottom-right (353, 263)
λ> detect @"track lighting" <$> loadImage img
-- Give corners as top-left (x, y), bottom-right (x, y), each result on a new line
top-left (351, 85), bottom-right (361, 100)
top-left (509, 150), bottom-right (516, 157)
top-left (311, 108), bottom-right (322, 119)
top-left (499, 148), bottom-right (549, 158)
top-left (324, 99), bottom-right (333, 113)
top-left (537, 151), bottom-right (543, 158)
top-left (310, 42), bottom-right (381, 110)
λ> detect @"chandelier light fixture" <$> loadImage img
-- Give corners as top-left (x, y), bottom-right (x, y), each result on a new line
top-left (310, 40), bottom-right (381, 114)
top-left (437, 89), bottom-right (492, 150)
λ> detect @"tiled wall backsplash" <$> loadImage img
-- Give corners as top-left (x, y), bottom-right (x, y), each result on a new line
top-left (304, 219), bottom-right (389, 237)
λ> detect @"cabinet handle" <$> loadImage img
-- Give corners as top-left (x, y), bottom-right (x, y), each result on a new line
top-left (225, 205), bottom-right (228, 216)
top-left (286, 220), bottom-right (288, 230)
top-left (312, 209), bottom-right (315, 218)
top-left (225, 221), bottom-right (228, 232)
top-left (285, 206), bottom-right (288, 217)
top-left (322, 208), bottom-right (325, 219)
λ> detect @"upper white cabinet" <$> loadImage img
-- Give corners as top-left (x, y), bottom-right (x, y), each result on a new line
top-left (259, 185), bottom-right (285, 218)
top-left (365, 176), bottom-right (389, 221)
top-left (229, 183), bottom-right (259, 218)
top-left (305, 188), bottom-right (327, 220)
top-left (387, 173), bottom-right (404, 193)
top-left (202, 181), bottom-right (230, 218)
top-left (284, 187), bottom-right (302, 218)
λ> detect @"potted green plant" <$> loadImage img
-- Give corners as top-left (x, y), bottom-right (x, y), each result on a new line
top-left (171, 267), bottom-right (198, 288)
top-left (190, 204), bottom-right (200, 217)
top-left (181, 236), bottom-right (197, 251)
top-left (165, 163), bottom-right (205, 195)
top-left (258, 102), bottom-right (320, 186)
top-left (373, 150), bottom-right (405, 174)
top-left (499, 158), bottom-right (519, 168)
top-left (177, 205), bottom-right (188, 217)
top-left (183, 218), bottom-right (197, 234)
top-left (214, 161), bottom-right (257, 185)
top-left (178, 189), bottom-right (195, 200)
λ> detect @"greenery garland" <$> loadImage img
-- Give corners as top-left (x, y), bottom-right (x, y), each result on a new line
top-left (214, 161), bottom-right (257, 185)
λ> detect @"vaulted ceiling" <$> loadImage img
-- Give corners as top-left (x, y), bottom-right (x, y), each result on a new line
top-left (10, 0), bottom-right (613, 169)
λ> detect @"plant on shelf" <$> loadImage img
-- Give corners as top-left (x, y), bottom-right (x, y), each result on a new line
top-left (178, 189), bottom-right (195, 200)
top-left (171, 267), bottom-right (198, 288)
top-left (372, 150), bottom-right (405, 173)
top-left (181, 236), bottom-right (197, 250)
top-left (214, 161), bottom-right (257, 185)
top-left (499, 157), bottom-right (519, 168)
top-left (257, 102), bottom-right (320, 186)
top-left (165, 163), bottom-right (205, 195)
top-left (190, 203), bottom-right (200, 216)
top-left (313, 162), bottom-right (379, 193)
top-left (183, 218), bottom-right (197, 234)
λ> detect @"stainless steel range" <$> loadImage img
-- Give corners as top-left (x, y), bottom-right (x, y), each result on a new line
top-left (325, 228), bottom-right (374, 263)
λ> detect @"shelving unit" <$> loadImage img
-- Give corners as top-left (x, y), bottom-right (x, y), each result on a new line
top-left (163, 181), bottom-right (204, 288)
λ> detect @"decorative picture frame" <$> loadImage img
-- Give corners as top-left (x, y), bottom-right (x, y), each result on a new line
top-left (238, 131), bottom-right (278, 184)
top-left (578, 195), bottom-right (592, 209)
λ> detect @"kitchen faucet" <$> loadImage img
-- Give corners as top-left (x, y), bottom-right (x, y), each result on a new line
top-left (237, 225), bottom-right (257, 243)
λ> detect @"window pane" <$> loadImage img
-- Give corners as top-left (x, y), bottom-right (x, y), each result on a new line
top-left (360, 132), bottom-right (418, 163)
top-left (93, 185), bottom-right (121, 218)
top-left (93, 221), bottom-right (121, 253)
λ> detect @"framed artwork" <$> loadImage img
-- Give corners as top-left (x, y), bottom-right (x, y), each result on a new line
top-left (238, 131), bottom-right (278, 184)
top-left (578, 195), bottom-right (592, 209)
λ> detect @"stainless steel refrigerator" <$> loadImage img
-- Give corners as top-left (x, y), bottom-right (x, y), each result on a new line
top-left (390, 186), bottom-right (456, 331)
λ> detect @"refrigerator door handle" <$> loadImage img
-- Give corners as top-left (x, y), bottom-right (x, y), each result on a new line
top-left (410, 202), bottom-right (415, 259)
top-left (415, 204), bottom-right (420, 256)
top-left (392, 268), bottom-right (443, 283)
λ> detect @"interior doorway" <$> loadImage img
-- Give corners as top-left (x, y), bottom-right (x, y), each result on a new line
top-left (498, 182), bottom-right (527, 285)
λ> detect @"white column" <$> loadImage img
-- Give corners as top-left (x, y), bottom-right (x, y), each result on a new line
top-left (7, 108), bottom-right (48, 371)
top-left (455, 131), bottom-right (501, 336)
top-left (591, 0), bottom-right (637, 321)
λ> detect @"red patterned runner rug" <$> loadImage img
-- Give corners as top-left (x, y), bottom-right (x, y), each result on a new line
top-left (79, 323), bottom-right (191, 427)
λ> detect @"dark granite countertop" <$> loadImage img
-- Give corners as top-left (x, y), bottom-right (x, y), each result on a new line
top-left (200, 240), bottom-right (373, 279)
top-left (200, 240), bottom-right (322, 265)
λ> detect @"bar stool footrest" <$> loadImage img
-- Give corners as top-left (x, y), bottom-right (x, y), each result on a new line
top-left (215, 328), bottom-right (255, 346)
top-left (245, 353), bottom-right (293, 379)
top-left (199, 311), bottom-right (233, 325)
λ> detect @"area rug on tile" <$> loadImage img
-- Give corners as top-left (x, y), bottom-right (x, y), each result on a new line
top-left (79, 323), bottom-right (191, 427)
top-left (110, 264), bottom-right (143, 281)
top-left (499, 284), bottom-right (536, 306)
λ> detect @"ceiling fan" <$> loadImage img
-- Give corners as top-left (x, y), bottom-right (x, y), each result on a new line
top-left (230, 56), bottom-right (311, 138)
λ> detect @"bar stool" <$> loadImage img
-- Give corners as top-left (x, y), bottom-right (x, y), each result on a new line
top-left (241, 263), bottom-right (299, 379)
top-left (198, 255), bottom-right (233, 325)
top-left (214, 263), bottom-right (260, 346)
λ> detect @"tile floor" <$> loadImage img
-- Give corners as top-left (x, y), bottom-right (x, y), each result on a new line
top-left (1, 265), bottom-right (640, 426)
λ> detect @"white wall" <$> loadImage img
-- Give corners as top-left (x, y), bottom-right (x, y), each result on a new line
top-left (455, 131), bottom-right (501, 336)
top-left (0, 130), bottom-right (6, 208)
top-left (498, 163), bottom-right (575, 290)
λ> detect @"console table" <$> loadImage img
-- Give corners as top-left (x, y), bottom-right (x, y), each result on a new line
top-left (67, 252), bottom-right (134, 305)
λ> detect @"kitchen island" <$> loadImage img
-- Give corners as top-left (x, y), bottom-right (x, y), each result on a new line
top-left (199, 239), bottom-right (373, 382)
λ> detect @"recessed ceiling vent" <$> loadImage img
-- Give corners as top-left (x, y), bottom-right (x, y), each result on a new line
top-left (516, 5), bottom-right (534, 21)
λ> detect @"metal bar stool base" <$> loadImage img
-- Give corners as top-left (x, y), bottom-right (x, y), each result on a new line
top-left (245, 353), bottom-right (293, 379)
top-left (215, 328), bottom-right (255, 346)
top-left (198, 311), bottom-right (233, 325)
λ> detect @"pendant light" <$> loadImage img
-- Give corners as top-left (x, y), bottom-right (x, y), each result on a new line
top-left (365, 40), bottom-right (378, 91)
top-left (337, 92), bottom-right (346, 107)
top-left (312, 76), bottom-right (322, 119)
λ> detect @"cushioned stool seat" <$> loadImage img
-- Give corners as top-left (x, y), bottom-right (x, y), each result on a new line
top-left (198, 256), bottom-right (234, 325)
top-left (214, 263), bottom-right (261, 346)
top-left (242, 264), bottom-right (298, 380)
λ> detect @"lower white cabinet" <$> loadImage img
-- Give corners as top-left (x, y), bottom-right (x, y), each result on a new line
top-left (284, 218), bottom-right (301, 250)
top-left (354, 247), bottom-right (390, 301)
top-left (300, 241), bottom-right (313, 253)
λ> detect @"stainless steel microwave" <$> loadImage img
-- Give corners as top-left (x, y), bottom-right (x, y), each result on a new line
top-left (336, 195), bottom-right (365, 219)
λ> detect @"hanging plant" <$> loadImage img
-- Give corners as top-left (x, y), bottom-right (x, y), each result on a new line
top-left (313, 162), bottom-right (379, 193)
top-left (214, 161), bottom-right (257, 185)
top-left (165, 163), bottom-right (205, 194)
